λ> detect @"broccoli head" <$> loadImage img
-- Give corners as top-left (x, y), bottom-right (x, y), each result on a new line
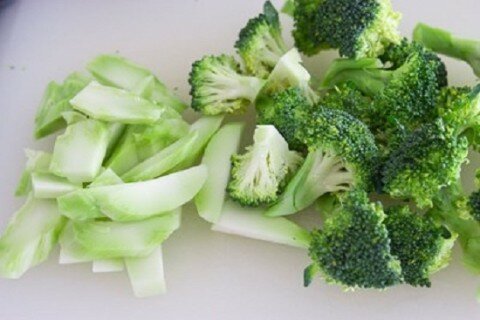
top-left (382, 119), bottom-right (469, 208)
top-left (292, 0), bottom-right (402, 58)
top-left (266, 107), bottom-right (379, 217)
top-left (385, 206), bottom-right (455, 287)
top-left (414, 23), bottom-right (480, 78)
top-left (438, 85), bottom-right (480, 149)
top-left (256, 87), bottom-right (311, 152)
top-left (306, 190), bottom-right (403, 289)
top-left (189, 54), bottom-right (265, 115)
top-left (235, 1), bottom-right (287, 78)
top-left (468, 191), bottom-right (480, 222)
top-left (429, 184), bottom-right (480, 274)
top-left (227, 125), bottom-right (303, 207)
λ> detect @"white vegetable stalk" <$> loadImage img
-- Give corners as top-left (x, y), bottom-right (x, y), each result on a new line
top-left (15, 149), bottom-right (52, 197)
top-left (31, 172), bottom-right (82, 199)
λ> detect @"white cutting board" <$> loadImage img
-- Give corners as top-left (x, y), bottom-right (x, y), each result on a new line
top-left (0, 0), bottom-right (479, 319)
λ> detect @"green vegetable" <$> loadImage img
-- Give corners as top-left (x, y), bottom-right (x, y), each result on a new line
top-left (195, 122), bottom-right (245, 223)
top-left (125, 246), bottom-right (166, 297)
top-left (292, 0), bottom-right (402, 58)
top-left (267, 108), bottom-right (378, 217)
top-left (0, 196), bottom-right (66, 278)
top-left (70, 82), bottom-right (165, 124)
top-left (49, 119), bottom-right (110, 183)
top-left (59, 209), bottom-right (180, 260)
top-left (413, 23), bottom-right (480, 78)
top-left (34, 73), bottom-right (91, 139)
top-left (122, 116), bottom-right (223, 182)
top-left (189, 54), bottom-right (265, 115)
top-left (306, 190), bottom-right (402, 289)
top-left (58, 165), bottom-right (207, 221)
top-left (31, 172), bottom-right (82, 199)
top-left (87, 54), bottom-right (186, 113)
top-left (227, 125), bottom-right (302, 207)
top-left (15, 150), bottom-right (52, 197)
top-left (235, 1), bottom-right (287, 78)
top-left (212, 200), bottom-right (311, 248)
top-left (385, 206), bottom-right (455, 287)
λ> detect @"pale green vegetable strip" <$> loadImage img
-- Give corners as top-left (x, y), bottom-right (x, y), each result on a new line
top-left (70, 210), bottom-right (181, 259)
top-left (88, 168), bottom-right (123, 188)
top-left (121, 131), bottom-right (198, 182)
top-left (212, 200), bottom-right (311, 249)
top-left (195, 122), bottom-right (245, 223)
top-left (59, 165), bottom-right (207, 221)
top-left (170, 116), bottom-right (224, 172)
top-left (58, 222), bottom-right (93, 264)
top-left (31, 173), bottom-right (82, 199)
top-left (106, 118), bottom-right (189, 176)
top-left (105, 122), bottom-right (126, 159)
top-left (50, 119), bottom-right (109, 183)
top-left (92, 259), bottom-right (124, 273)
top-left (70, 82), bottom-right (163, 124)
top-left (61, 110), bottom-right (88, 125)
top-left (125, 246), bottom-right (166, 297)
top-left (15, 150), bottom-right (52, 197)
top-left (87, 54), bottom-right (187, 112)
top-left (0, 196), bottom-right (66, 278)
top-left (34, 73), bottom-right (90, 139)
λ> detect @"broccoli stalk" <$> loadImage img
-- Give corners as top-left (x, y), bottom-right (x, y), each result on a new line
top-left (414, 23), bottom-right (480, 78)
top-left (227, 125), bottom-right (303, 207)
top-left (189, 55), bottom-right (265, 115)
top-left (235, 1), bottom-right (288, 78)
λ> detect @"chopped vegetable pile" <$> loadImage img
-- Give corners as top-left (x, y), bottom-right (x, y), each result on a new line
top-left (2, 0), bottom-right (480, 299)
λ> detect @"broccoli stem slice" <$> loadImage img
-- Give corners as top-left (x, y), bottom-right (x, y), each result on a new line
top-left (212, 200), bottom-right (311, 248)
top-left (266, 149), bottom-right (354, 217)
top-left (414, 23), bottom-right (480, 77)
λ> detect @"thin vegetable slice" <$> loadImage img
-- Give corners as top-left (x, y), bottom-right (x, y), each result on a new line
top-left (31, 173), bottom-right (82, 199)
top-left (15, 150), bottom-right (52, 197)
top-left (195, 122), bottom-right (245, 223)
top-left (125, 246), bottom-right (166, 297)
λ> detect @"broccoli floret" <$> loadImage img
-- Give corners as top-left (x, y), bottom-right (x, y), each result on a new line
top-left (382, 119), bottom-right (469, 208)
top-left (380, 38), bottom-right (448, 87)
top-left (235, 1), bottom-right (287, 78)
top-left (385, 206), bottom-right (455, 287)
top-left (256, 87), bottom-right (310, 152)
top-left (189, 55), bottom-right (265, 115)
top-left (266, 107), bottom-right (379, 217)
top-left (468, 191), bottom-right (480, 222)
top-left (306, 190), bottom-right (403, 289)
top-left (320, 83), bottom-right (374, 126)
top-left (414, 23), bottom-right (480, 78)
top-left (292, 0), bottom-right (402, 58)
top-left (438, 85), bottom-right (480, 149)
top-left (429, 184), bottom-right (480, 274)
top-left (323, 48), bottom-right (445, 130)
top-left (258, 48), bottom-right (319, 105)
top-left (227, 125), bottom-right (303, 207)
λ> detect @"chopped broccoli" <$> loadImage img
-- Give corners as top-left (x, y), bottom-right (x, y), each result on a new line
top-left (438, 85), bottom-right (480, 149)
top-left (266, 107), bottom-right (379, 217)
top-left (258, 48), bottom-right (319, 104)
top-left (189, 55), bottom-right (265, 115)
top-left (306, 190), bottom-right (403, 289)
top-left (292, 0), bottom-right (402, 58)
top-left (414, 23), bottom-right (480, 78)
top-left (429, 184), bottom-right (480, 274)
top-left (256, 87), bottom-right (311, 151)
top-left (385, 206), bottom-right (455, 287)
top-left (382, 119), bottom-right (469, 208)
top-left (227, 125), bottom-right (303, 207)
top-left (235, 1), bottom-right (287, 78)
top-left (468, 191), bottom-right (480, 222)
